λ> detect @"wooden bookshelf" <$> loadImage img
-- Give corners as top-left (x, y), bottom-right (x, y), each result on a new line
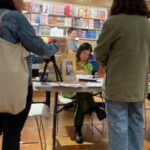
top-left (23, 0), bottom-right (108, 47)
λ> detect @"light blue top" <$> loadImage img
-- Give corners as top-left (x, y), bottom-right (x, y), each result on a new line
top-left (0, 9), bottom-right (59, 85)
top-left (66, 39), bottom-right (78, 53)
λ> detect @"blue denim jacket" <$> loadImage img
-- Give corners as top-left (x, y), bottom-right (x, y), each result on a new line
top-left (0, 9), bottom-right (59, 85)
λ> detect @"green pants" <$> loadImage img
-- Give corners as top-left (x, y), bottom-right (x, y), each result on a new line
top-left (62, 92), bottom-right (96, 128)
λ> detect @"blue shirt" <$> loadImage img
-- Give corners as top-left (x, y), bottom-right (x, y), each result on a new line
top-left (66, 39), bottom-right (78, 53)
top-left (0, 9), bottom-right (59, 85)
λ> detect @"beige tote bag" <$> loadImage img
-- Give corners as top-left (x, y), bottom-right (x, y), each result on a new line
top-left (0, 11), bottom-right (29, 114)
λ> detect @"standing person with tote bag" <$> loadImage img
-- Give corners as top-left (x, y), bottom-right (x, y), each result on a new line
top-left (0, 0), bottom-right (59, 150)
top-left (94, 0), bottom-right (150, 150)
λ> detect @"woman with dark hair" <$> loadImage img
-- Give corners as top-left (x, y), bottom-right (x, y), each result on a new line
top-left (0, 0), bottom-right (59, 150)
top-left (94, 0), bottom-right (150, 150)
top-left (63, 42), bottom-right (106, 144)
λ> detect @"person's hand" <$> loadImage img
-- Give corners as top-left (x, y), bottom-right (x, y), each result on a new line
top-left (98, 65), bottom-right (106, 78)
top-left (76, 70), bottom-right (88, 75)
top-left (43, 56), bottom-right (50, 63)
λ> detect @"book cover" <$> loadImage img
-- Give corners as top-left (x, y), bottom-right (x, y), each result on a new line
top-left (31, 14), bottom-right (41, 25)
top-left (48, 16), bottom-right (57, 25)
top-left (56, 17), bottom-right (65, 25)
top-left (64, 4), bottom-right (72, 16)
top-left (40, 15), bottom-right (48, 25)
top-left (99, 10), bottom-right (107, 20)
top-left (99, 20), bottom-right (104, 30)
top-left (50, 27), bottom-right (64, 37)
top-left (61, 54), bottom-right (76, 81)
top-left (89, 19), bottom-right (94, 29)
top-left (42, 3), bottom-right (49, 15)
top-left (94, 20), bottom-right (99, 29)
top-left (72, 6), bottom-right (78, 17)
top-left (39, 26), bottom-right (50, 36)
top-left (78, 7), bottom-right (86, 18)
top-left (53, 4), bottom-right (65, 15)
top-left (32, 3), bottom-right (42, 13)
top-left (65, 17), bottom-right (72, 26)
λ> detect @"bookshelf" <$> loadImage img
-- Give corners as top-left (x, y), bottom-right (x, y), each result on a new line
top-left (23, 0), bottom-right (109, 49)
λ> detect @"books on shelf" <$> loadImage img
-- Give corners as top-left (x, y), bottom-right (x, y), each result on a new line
top-left (49, 16), bottom-right (65, 26)
top-left (78, 29), bottom-right (98, 39)
top-left (48, 17), bottom-right (72, 27)
top-left (64, 4), bottom-right (72, 16)
top-left (30, 14), bottom-right (48, 25)
top-left (64, 17), bottom-right (72, 26)
top-left (50, 27), bottom-right (64, 37)
top-left (99, 20), bottom-right (104, 30)
top-left (30, 14), bottom-right (40, 25)
top-left (72, 6), bottom-right (79, 17)
top-left (99, 9), bottom-right (108, 20)
top-left (40, 15), bottom-right (48, 24)
top-left (42, 3), bottom-right (49, 15)
top-left (51, 4), bottom-right (65, 15)
top-left (32, 3), bottom-right (43, 13)
top-left (23, 1), bottom-right (108, 41)
top-left (39, 26), bottom-right (50, 36)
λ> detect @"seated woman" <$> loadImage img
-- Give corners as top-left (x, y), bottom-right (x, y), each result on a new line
top-left (63, 42), bottom-right (106, 144)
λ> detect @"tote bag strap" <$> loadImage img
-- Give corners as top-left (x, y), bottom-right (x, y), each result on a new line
top-left (0, 10), bottom-right (10, 23)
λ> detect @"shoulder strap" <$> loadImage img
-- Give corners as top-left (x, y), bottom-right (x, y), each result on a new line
top-left (0, 10), bottom-right (10, 23)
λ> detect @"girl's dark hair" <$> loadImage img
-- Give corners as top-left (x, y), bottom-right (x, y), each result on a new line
top-left (110, 0), bottom-right (150, 18)
top-left (76, 42), bottom-right (92, 61)
top-left (0, 0), bottom-right (17, 10)
top-left (67, 27), bottom-right (76, 35)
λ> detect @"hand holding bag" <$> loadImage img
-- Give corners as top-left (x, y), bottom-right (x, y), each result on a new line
top-left (0, 10), bottom-right (29, 114)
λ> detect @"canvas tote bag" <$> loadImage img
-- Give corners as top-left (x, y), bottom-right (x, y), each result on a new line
top-left (0, 10), bottom-right (29, 114)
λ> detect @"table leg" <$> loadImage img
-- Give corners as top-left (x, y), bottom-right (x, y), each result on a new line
top-left (52, 92), bottom-right (58, 150)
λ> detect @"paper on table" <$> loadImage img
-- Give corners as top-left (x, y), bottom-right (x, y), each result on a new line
top-left (85, 82), bottom-right (102, 87)
top-left (76, 74), bottom-right (93, 80)
top-left (58, 82), bottom-right (84, 88)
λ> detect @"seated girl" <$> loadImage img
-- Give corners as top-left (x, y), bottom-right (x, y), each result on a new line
top-left (63, 42), bottom-right (106, 144)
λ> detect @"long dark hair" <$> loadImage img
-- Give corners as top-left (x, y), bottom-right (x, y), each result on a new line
top-left (110, 0), bottom-right (150, 18)
top-left (0, 0), bottom-right (17, 10)
top-left (76, 43), bottom-right (92, 62)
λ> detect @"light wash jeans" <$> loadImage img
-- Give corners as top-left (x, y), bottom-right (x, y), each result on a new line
top-left (105, 100), bottom-right (144, 150)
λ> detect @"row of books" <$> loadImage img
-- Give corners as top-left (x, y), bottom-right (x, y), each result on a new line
top-left (33, 24), bottom-right (101, 40)
top-left (24, 13), bottom-right (104, 30)
top-left (73, 19), bottom-right (104, 30)
top-left (78, 30), bottom-right (101, 39)
top-left (25, 13), bottom-right (73, 26)
top-left (24, 2), bottom-right (108, 20)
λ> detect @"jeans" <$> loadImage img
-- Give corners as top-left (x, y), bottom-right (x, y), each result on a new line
top-left (105, 100), bottom-right (144, 150)
top-left (0, 85), bottom-right (32, 150)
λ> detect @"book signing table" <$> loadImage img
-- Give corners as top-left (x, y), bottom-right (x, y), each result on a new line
top-left (33, 77), bottom-right (104, 150)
